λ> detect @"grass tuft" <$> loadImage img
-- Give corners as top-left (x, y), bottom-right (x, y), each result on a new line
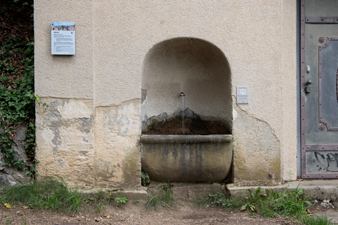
top-left (83, 191), bottom-right (115, 213)
top-left (250, 186), bottom-right (311, 218)
top-left (196, 192), bottom-right (244, 209)
top-left (0, 177), bottom-right (130, 214)
top-left (145, 184), bottom-right (174, 210)
top-left (196, 184), bottom-right (312, 220)
top-left (302, 214), bottom-right (334, 225)
top-left (0, 177), bottom-right (82, 214)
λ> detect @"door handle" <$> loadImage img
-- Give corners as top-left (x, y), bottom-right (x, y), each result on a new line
top-left (305, 80), bottom-right (312, 94)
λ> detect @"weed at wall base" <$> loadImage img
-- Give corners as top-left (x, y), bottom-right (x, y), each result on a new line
top-left (196, 192), bottom-right (244, 209)
top-left (302, 214), bottom-right (334, 225)
top-left (0, 177), bottom-right (82, 214)
top-left (145, 184), bottom-right (175, 210)
top-left (141, 171), bottom-right (150, 186)
top-left (0, 177), bottom-right (130, 214)
top-left (196, 184), bottom-right (313, 219)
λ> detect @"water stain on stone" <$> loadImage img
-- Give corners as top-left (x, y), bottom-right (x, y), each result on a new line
top-left (143, 109), bottom-right (230, 135)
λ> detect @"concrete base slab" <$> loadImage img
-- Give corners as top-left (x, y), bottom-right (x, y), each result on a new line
top-left (145, 180), bottom-right (338, 204)
top-left (147, 182), bottom-right (225, 201)
top-left (80, 188), bottom-right (148, 201)
top-left (227, 180), bottom-right (338, 201)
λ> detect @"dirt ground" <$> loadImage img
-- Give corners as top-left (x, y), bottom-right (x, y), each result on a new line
top-left (0, 199), bottom-right (332, 225)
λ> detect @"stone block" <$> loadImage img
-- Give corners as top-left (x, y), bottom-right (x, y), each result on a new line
top-left (36, 98), bottom-right (94, 188)
top-left (94, 99), bottom-right (141, 189)
top-left (13, 144), bottom-right (28, 161)
top-left (13, 126), bottom-right (27, 141)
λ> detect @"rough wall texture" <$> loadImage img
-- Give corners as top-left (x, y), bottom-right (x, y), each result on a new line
top-left (0, 127), bottom-right (31, 187)
top-left (0, 153), bottom-right (31, 187)
top-left (92, 0), bottom-right (297, 182)
top-left (36, 98), bottom-right (94, 188)
top-left (280, 0), bottom-right (297, 181)
top-left (34, 0), bottom-right (93, 99)
top-left (93, 0), bottom-right (288, 108)
top-left (233, 103), bottom-right (281, 186)
top-left (94, 99), bottom-right (141, 189)
top-left (35, 0), bottom-right (297, 188)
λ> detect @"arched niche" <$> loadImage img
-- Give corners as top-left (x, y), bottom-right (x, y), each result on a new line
top-left (141, 37), bottom-right (232, 134)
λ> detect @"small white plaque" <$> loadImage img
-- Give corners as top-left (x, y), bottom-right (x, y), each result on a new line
top-left (51, 22), bottom-right (75, 55)
top-left (237, 87), bottom-right (249, 104)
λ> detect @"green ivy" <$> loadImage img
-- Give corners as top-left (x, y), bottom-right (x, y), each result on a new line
top-left (0, 38), bottom-right (38, 177)
top-left (141, 171), bottom-right (150, 186)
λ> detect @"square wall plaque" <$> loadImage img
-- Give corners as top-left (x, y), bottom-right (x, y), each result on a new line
top-left (237, 87), bottom-right (249, 104)
top-left (51, 22), bottom-right (75, 55)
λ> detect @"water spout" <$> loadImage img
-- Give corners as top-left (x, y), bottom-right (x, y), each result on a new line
top-left (180, 92), bottom-right (185, 135)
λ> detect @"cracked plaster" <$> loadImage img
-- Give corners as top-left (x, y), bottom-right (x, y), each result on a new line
top-left (233, 102), bottom-right (281, 186)
top-left (35, 0), bottom-right (297, 188)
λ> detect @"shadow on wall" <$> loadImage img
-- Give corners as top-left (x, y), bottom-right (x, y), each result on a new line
top-left (141, 37), bottom-right (232, 134)
top-left (140, 38), bottom-right (233, 182)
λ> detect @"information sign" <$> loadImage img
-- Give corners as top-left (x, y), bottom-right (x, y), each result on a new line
top-left (51, 22), bottom-right (75, 55)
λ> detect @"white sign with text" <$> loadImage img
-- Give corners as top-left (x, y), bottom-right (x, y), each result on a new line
top-left (51, 22), bottom-right (75, 55)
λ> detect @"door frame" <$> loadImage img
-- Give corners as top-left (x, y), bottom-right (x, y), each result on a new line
top-left (300, 0), bottom-right (338, 179)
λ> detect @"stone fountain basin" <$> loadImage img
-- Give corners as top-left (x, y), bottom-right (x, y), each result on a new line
top-left (141, 135), bottom-right (232, 182)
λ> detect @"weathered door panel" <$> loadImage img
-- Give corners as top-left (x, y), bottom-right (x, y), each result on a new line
top-left (301, 0), bottom-right (338, 178)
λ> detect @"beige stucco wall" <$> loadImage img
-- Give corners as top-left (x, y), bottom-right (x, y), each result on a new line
top-left (35, 0), bottom-right (297, 189)
top-left (281, 0), bottom-right (297, 182)
top-left (34, 0), bottom-right (93, 99)
top-left (35, 98), bottom-right (94, 188)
